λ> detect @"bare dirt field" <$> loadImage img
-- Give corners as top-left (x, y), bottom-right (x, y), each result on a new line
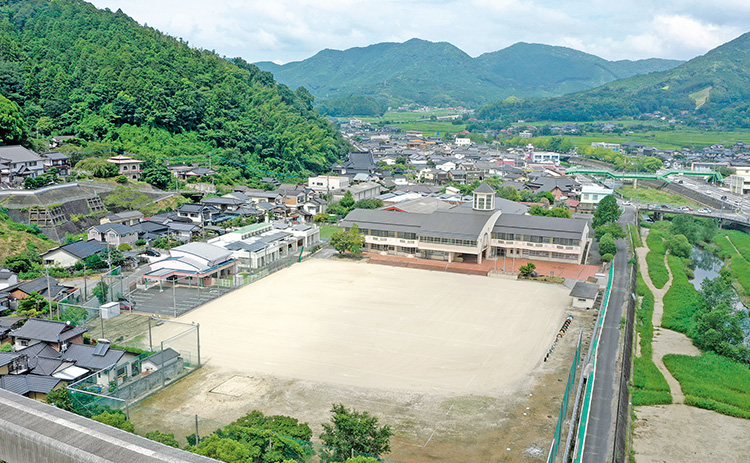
top-left (135, 259), bottom-right (593, 462)
top-left (634, 404), bottom-right (750, 463)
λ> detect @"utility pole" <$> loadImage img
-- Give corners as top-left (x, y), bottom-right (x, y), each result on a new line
top-left (83, 262), bottom-right (87, 300)
top-left (45, 265), bottom-right (55, 319)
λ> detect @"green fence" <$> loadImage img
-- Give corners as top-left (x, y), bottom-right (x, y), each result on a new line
top-left (547, 330), bottom-right (583, 463)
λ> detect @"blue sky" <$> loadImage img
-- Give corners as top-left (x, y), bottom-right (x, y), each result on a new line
top-left (89, 0), bottom-right (750, 64)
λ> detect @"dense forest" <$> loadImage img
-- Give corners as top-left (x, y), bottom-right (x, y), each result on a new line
top-left (0, 0), bottom-right (349, 181)
top-left (475, 31), bottom-right (750, 128)
top-left (257, 39), bottom-right (682, 111)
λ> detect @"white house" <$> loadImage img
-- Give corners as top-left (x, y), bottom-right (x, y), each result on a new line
top-left (143, 242), bottom-right (237, 287)
top-left (88, 223), bottom-right (138, 248)
top-left (308, 176), bottom-right (349, 192)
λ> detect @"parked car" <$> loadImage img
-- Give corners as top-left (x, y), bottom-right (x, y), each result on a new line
top-left (698, 208), bottom-right (711, 214)
top-left (680, 206), bottom-right (693, 211)
top-left (118, 297), bottom-right (135, 311)
top-left (622, 200), bottom-right (632, 206)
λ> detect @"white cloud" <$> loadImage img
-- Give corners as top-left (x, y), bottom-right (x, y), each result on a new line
top-left (89, 0), bottom-right (750, 63)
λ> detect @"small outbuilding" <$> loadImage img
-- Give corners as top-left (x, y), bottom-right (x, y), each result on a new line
top-left (569, 281), bottom-right (600, 309)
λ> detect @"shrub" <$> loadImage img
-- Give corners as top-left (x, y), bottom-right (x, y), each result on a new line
top-left (645, 230), bottom-right (669, 289)
top-left (117, 243), bottom-right (132, 251)
top-left (601, 253), bottom-right (614, 262)
top-left (598, 233), bottom-right (617, 257)
top-left (661, 255), bottom-right (702, 334)
top-left (115, 175), bottom-right (128, 184)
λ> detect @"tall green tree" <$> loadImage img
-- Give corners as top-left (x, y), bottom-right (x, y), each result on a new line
top-left (0, 94), bottom-right (23, 144)
top-left (592, 195), bottom-right (620, 228)
top-left (320, 404), bottom-right (392, 462)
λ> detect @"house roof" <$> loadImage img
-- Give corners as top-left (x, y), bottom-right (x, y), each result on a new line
top-left (144, 348), bottom-right (180, 366)
top-left (10, 319), bottom-right (87, 344)
top-left (61, 343), bottom-right (126, 371)
top-left (569, 281), bottom-right (600, 299)
top-left (419, 209), bottom-right (495, 240)
top-left (10, 276), bottom-right (74, 300)
top-left (178, 203), bottom-right (220, 213)
top-left (0, 374), bottom-right (61, 396)
top-left (43, 151), bottom-right (69, 161)
top-left (474, 182), bottom-right (496, 194)
top-left (342, 209), bottom-right (428, 235)
top-left (90, 223), bottom-right (138, 235)
top-left (0, 267), bottom-right (17, 280)
top-left (106, 211), bottom-right (144, 221)
top-left (0, 145), bottom-right (43, 163)
top-left (49, 240), bottom-right (106, 259)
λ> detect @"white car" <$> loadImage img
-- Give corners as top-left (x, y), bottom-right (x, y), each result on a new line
top-left (622, 201), bottom-right (632, 206)
top-left (698, 208), bottom-right (711, 214)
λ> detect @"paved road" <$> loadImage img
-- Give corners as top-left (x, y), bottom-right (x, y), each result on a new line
top-left (582, 205), bottom-right (635, 463)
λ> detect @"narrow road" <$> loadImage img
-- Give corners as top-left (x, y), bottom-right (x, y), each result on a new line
top-left (582, 205), bottom-right (635, 463)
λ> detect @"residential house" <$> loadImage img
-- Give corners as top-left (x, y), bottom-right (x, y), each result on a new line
top-left (0, 268), bottom-right (18, 290)
top-left (107, 155), bottom-right (143, 180)
top-left (579, 185), bottom-right (614, 213)
top-left (176, 203), bottom-right (221, 226)
top-left (6, 276), bottom-right (75, 304)
top-left (100, 211), bottom-right (144, 227)
top-left (10, 319), bottom-right (87, 351)
top-left (42, 240), bottom-right (107, 267)
top-left (42, 152), bottom-right (71, 177)
top-left (308, 176), bottom-right (349, 192)
top-left (88, 223), bottom-right (139, 248)
top-left (0, 145), bottom-right (45, 185)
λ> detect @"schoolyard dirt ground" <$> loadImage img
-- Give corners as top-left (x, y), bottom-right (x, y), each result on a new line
top-left (132, 259), bottom-right (596, 462)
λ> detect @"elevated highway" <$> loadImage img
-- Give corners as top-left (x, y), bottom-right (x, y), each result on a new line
top-left (565, 167), bottom-right (723, 183)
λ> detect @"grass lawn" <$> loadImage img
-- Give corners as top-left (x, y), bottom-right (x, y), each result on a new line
top-left (661, 254), bottom-right (703, 334)
top-left (645, 228), bottom-right (669, 289)
top-left (619, 186), bottom-right (701, 207)
top-left (713, 230), bottom-right (750, 303)
top-left (318, 225), bottom-right (343, 240)
top-left (664, 352), bottom-right (750, 419)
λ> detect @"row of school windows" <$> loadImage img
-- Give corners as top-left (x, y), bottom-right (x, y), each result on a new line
top-left (492, 232), bottom-right (580, 246)
top-left (419, 236), bottom-right (477, 247)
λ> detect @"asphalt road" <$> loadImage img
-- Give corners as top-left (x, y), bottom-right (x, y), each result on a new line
top-left (582, 205), bottom-right (635, 463)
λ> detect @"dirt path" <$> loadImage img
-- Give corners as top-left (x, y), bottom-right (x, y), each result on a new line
top-left (635, 229), bottom-right (699, 403)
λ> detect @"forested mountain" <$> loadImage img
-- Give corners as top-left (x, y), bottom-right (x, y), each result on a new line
top-left (255, 39), bottom-right (682, 110)
top-left (0, 0), bottom-right (348, 180)
top-left (475, 32), bottom-right (750, 127)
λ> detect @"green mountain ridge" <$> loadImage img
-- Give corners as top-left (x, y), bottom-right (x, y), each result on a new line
top-left (255, 38), bottom-right (683, 108)
top-left (475, 31), bottom-right (750, 127)
top-left (0, 0), bottom-right (347, 179)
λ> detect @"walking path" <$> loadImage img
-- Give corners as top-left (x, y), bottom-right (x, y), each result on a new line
top-left (635, 229), bottom-right (700, 403)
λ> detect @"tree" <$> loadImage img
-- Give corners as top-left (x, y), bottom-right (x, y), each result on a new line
top-left (190, 435), bottom-right (252, 463)
top-left (0, 94), bottom-right (23, 144)
top-left (339, 191), bottom-right (355, 210)
top-left (592, 195), bottom-right (620, 228)
top-left (330, 224), bottom-right (365, 256)
top-left (17, 292), bottom-right (52, 317)
top-left (518, 262), bottom-right (536, 277)
top-left (0, 342), bottom-right (13, 352)
top-left (690, 304), bottom-right (748, 362)
top-left (665, 234), bottom-right (692, 259)
top-left (598, 233), bottom-right (617, 257)
top-left (118, 243), bottom-right (132, 251)
top-left (75, 158), bottom-right (118, 178)
top-left (104, 186), bottom-right (150, 211)
top-left (320, 404), bottom-right (392, 462)
top-left (46, 387), bottom-right (74, 412)
top-left (594, 222), bottom-right (626, 241)
top-left (145, 430), bottom-right (179, 448)
top-left (142, 161), bottom-right (172, 190)
top-left (92, 410), bottom-right (135, 433)
top-left (92, 281), bottom-right (109, 304)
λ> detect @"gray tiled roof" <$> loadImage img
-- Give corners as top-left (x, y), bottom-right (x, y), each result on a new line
top-left (60, 343), bottom-right (125, 371)
top-left (144, 348), bottom-right (180, 366)
top-left (419, 209), bottom-right (495, 240)
top-left (0, 145), bottom-right (43, 163)
top-left (0, 374), bottom-right (61, 395)
top-left (342, 209), bottom-right (428, 234)
top-left (56, 239), bottom-right (107, 259)
top-left (569, 281), bottom-right (600, 299)
top-left (90, 223), bottom-right (138, 235)
top-left (493, 214), bottom-right (588, 240)
top-left (10, 319), bottom-right (87, 344)
top-left (474, 182), bottom-right (497, 194)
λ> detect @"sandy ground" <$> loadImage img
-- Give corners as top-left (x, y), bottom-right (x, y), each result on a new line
top-left (634, 405), bottom-right (750, 463)
top-left (134, 258), bottom-right (591, 462)
top-left (151, 259), bottom-right (570, 396)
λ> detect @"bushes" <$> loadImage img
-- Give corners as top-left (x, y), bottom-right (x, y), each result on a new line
top-left (646, 230), bottom-right (669, 289)
top-left (664, 352), bottom-right (750, 419)
top-left (661, 255), bottom-right (702, 334)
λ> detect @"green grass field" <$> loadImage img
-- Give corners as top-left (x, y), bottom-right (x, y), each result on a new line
top-left (664, 352), bottom-right (750, 419)
top-left (619, 186), bottom-right (701, 207)
top-left (318, 225), bottom-right (343, 240)
top-left (645, 229), bottom-right (669, 289)
top-left (355, 110), bottom-right (466, 136)
top-left (713, 230), bottom-right (750, 303)
top-left (661, 254), bottom-right (703, 334)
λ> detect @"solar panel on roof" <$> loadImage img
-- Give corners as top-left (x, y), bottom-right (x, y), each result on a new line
top-left (92, 343), bottom-right (110, 356)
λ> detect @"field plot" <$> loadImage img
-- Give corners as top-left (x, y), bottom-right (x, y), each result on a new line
top-left (141, 259), bottom-right (584, 461)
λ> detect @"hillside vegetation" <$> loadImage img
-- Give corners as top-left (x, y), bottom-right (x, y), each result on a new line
top-left (0, 0), bottom-right (347, 180)
top-left (256, 39), bottom-right (681, 110)
top-left (476, 32), bottom-right (750, 127)
top-left (0, 207), bottom-right (55, 260)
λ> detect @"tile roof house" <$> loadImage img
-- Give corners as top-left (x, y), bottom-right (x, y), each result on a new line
top-left (107, 155), bottom-right (143, 180)
top-left (42, 239), bottom-right (107, 267)
top-left (0, 145), bottom-right (46, 185)
top-left (6, 276), bottom-right (76, 303)
top-left (10, 319), bottom-right (87, 351)
top-left (0, 268), bottom-right (18, 290)
top-left (88, 223), bottom-right (139, 248)
top-left (144, 242), bottom-right (237, 286)
top-left (100, 211), bottom-right (144, 227)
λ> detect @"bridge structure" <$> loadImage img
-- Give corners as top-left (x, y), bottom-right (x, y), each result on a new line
top-left (565, 167), bottom-right (724, 183)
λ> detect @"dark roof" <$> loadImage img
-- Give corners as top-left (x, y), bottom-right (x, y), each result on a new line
top-left (11, 276), bottom-right (74, 300)
top-left (52, 239), bottom-right (106, 259)
top-left (0, 145), bottom-right (43, 163)
top-left (0, 267), bottom-right (16, 280)
top-left (0, 374), bottom-right (61, 395)
top-left (90, 223), bottom-right (138, 235)
top-left (419, 209), bottom-right (495, 240)
top-left (493, 214), bottom-right (588, 240)
top-left (474, 182), bottom-right (496, 194)
top-left (342, 209), bottom-right (428, 235)
top-left (144, 348), bottom-right (180, 366)
top-left (43, 151), bottom-right (69, 161)
top-left (61, 343), bottom-right (125, 370)
top-left (569, 281), bottom-right (600, 299)
top-left (178, 203), bottom-right (220, 213)
top-left (10, 319), bottom-right (87, 344)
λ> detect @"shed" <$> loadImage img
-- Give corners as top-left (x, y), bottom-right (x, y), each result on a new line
top-left (569, 281), bottom-right (600, 309)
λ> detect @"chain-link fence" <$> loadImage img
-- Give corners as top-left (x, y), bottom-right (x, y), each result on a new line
top-left (547, 330), bottom-right (583, 463)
